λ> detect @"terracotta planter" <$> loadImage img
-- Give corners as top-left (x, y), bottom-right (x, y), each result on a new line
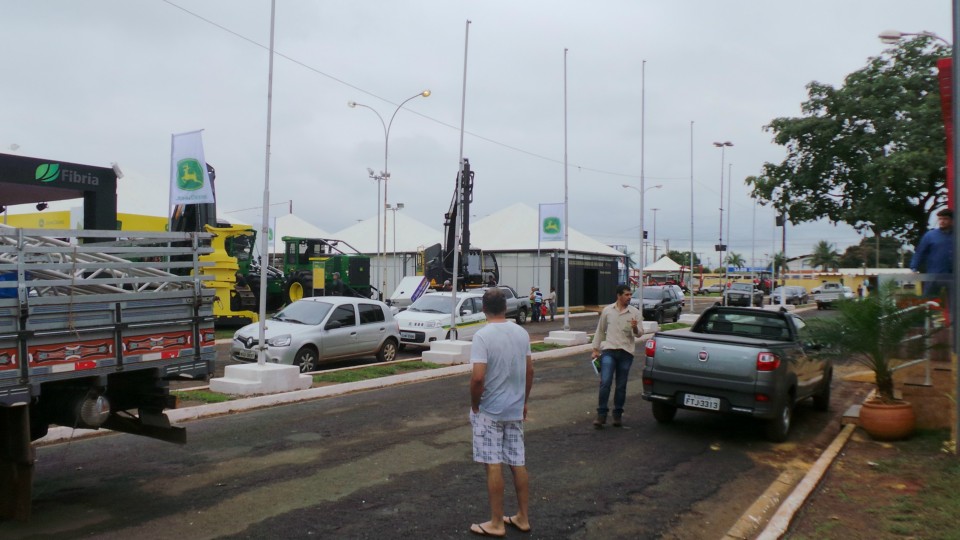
top-left (859, 399), bottom-right (915, 441)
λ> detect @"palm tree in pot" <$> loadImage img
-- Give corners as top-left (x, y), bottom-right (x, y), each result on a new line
top-left (805, 281), bottom-right (935, 439)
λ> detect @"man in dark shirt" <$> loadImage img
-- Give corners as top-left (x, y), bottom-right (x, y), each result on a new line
top-left (911, 208), bottom-right (954, 298)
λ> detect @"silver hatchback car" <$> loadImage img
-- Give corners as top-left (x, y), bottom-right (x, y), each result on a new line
top-left (231, 296), bottom-right (400, 373)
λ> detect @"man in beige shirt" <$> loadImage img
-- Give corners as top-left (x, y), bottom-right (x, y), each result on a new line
top-left (591, 283), bottom-right (642, 428)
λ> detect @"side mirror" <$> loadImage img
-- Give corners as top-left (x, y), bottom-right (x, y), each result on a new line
top-left (325, 320), bottom-right (343, 330)
top-left (460, 309), bottom-right (472, 316)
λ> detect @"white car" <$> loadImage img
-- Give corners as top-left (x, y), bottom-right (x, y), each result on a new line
top-left (231, 296), bottom-right (400, 373)
top-left (394, 291), bottom-right (487, 348)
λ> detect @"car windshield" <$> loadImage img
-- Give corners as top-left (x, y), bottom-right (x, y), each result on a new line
top-left (642, 288), bottom-right (663, 300)
top-left (271, 300), bottom-right (334, 325)
top-left (730, 283), bottom-right (753, 292)
top-left (407, 295), bottom-right (454, 314)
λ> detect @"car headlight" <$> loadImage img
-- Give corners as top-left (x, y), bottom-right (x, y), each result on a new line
top-left (266, 334), bottom-right (292, 347)
top-left (424, 320), bottom-right (442, 328)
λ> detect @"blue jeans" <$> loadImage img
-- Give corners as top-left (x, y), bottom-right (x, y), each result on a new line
top-left (597, 349), bottom-right (634, 416)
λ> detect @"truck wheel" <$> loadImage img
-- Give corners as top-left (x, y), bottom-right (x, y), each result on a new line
top-left (812, 371), bottom-right (832, 411)
top-left (516, 308), bottom-right (528, 325)
top-left (764, 397), bottom-right (793, 442)
top-left (293, 346), bottom-right (319, 373)
top-left (377, 338), bottom-right (398, 363)
top-left (652, 402), bottom-right (677, 423)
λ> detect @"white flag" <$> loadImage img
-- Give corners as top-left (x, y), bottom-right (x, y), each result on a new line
top-left (539, 203), bottom-right (565, 242)
top-left (169, 130), bottom-right (215, 207)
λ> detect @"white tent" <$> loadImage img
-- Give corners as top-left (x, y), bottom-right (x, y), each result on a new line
top-left (333, 212), bottom-right (442, 254)
top-left (472, 203), bottom-right (624, 256)
top-left (644, 256), bottom-right (683, 272)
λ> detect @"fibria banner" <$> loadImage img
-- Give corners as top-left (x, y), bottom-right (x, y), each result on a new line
top-left (169, 130), bottom-right (215, 207)
top-left (538, 202), bottom-right (565, 242)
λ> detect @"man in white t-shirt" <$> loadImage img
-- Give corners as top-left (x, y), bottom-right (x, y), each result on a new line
top-left (468, 288), bottom-right (534, 537)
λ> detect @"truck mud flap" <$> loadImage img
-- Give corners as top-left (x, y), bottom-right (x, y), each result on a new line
top-left (102, 411), bottom-right (186, 445)
top-left (0, 405), bottom-right (34, 521)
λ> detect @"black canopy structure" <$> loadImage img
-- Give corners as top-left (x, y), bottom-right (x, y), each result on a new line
top-left (0, 152), bottom-right (117, 230)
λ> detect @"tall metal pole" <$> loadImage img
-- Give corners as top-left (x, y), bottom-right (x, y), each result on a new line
top-left (651, 208), bottom-right (660, 262)
top-left (689, 120), bottom-right (695, 312)
top-left (450, 19), bottom-right (470, 336)
top-left (256, 0), bottom-right (277, 366)
top-left (951, 0), bottom-right (960, 455)
top-left (563, 48), bottom-right (571, 331)
top-left (726, 162), bottom-right (733, 272)
top-left (639, 59), bottom-right (646, 290)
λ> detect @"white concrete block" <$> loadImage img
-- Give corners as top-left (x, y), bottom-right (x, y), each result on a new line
top-left (210, 363), bottom-right (312, 396)
top-left (678, 314), bottom-right (700, 324)
top-left (641, 321), bottom-right (659, 334)
top-left (422, 339), bottom-right (472, 365)
top-left (544, 330), bottom-right (590, 346)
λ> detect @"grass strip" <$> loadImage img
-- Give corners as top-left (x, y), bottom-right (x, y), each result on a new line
top-left (312, 361), bottom-right (442, 384)
top-left (531, 342), bottom-right (564, 352)
top-left (174, 389), bottom-right (235, 404)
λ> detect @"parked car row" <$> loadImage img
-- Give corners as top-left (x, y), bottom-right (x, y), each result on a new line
top-left (630, 285), bottom-right (684, 324)
top-left (770, 286), bottom-right (810, 305)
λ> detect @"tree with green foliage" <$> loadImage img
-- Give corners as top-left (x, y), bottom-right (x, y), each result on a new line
top-left (838, 235), bottom-right (909, 268)
top-left (746, 36), bottom-right (949, 248)
top-left (809, 240), bottom-right (841, 271)
top-left (770, 252), bottom-right (790, 273)
top-left (725, 252), bottom-right (746, 270)
top-left (666, 250), bottom-right (700, 268)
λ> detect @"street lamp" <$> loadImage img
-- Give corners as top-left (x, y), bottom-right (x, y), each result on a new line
top-left (651, 208), bottom-right (660, 262)
top-left (713, 141), bottom-right (733, 282)
top-left (385, 202), bottom-right (404, 289)
top-left (348, 89), bottom-right (430, 298)
top-left (622, 183), bottom-right (662, 288)
top-left (878, 29), bottom-right (951, 46)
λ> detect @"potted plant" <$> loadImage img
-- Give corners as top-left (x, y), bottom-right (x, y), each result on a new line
top-left (805, 281), bottom-right (934, 440)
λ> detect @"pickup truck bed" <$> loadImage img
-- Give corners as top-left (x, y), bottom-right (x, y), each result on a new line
top-left (641, 306), bottom-right (831, 441)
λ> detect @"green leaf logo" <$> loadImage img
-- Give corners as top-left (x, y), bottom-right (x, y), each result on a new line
top-left (542, 217), bottom-right (562, 235)
top-left (35, 163), bottom-right (60, 183)
top-left (177, 159), bottom-right (205, 191)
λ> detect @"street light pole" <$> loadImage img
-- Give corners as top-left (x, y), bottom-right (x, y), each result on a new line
top-left (348, 90), bottom-right (430, 298)
top-left (713, 141), bottom-right (733, 282)
top-left (386, 203), bottom-right (404, 288)
top-left (622, 184), bottom-right (662, 287)
top-left (651, 208), bottom-right (660, 262)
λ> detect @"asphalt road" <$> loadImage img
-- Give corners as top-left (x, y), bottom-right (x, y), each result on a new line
top-left (3, 308), bottom-right (865, 540)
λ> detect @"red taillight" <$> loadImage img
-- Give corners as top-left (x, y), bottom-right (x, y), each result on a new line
top-left (644, 338), bottom-right (656, 358)
top-left (756, 352), bottom-right (781, 371)
top-left (755, 393), bottom-right (771, 402)
top-left (643, 377), bottom-right (653, 386)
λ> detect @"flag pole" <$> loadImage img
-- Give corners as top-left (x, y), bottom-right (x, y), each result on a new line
top-left (256, 0), bottom-right (277, 366)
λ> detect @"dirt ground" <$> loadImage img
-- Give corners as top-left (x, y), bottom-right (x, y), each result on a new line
top-left (785, 427), bottom-right (959, 539)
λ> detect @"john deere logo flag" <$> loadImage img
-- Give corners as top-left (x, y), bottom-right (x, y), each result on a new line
top-left (169, 130), bottom-right (215, 207)
top-left (539, 202), bottom-right (565, 242)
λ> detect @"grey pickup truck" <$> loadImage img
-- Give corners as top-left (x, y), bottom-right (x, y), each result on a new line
top-left (640, 306), bottom-right (831, 442)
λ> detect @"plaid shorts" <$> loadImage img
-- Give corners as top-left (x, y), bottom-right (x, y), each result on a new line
top-left (470, 410), bottom-right (525, 466)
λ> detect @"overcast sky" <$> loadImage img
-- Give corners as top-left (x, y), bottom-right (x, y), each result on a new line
top-left (1, 0), bottom-right (952, 268)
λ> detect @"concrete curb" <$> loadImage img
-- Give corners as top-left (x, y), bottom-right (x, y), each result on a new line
top-left (724, 423), bottom-right (857, 540)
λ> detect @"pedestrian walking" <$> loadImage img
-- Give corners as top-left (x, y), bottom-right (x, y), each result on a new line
top-left (469, 288), bottom-right (534, 537)
top-left (547, 286), bottom-right (557, 322)
top-left (528, 287), bottom-right (540, 322)
top-left (591, 283), bottom-right (642, 428)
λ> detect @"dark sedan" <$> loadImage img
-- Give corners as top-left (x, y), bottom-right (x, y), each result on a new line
top-left (630, 285), bottom-right (684, 324)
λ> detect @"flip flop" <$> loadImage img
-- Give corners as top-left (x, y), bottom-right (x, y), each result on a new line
top-left (469, 523), bottom-right (506, 537)
top-left (504, 516), bottom-right (532, 533)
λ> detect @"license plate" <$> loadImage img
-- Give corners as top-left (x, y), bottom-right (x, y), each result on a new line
top-left (400, 331), bottom-right (416, 340)
top-left (683, 393), bottom-right (720, 411)
top-left (237, 349), bottom-right (257, 360)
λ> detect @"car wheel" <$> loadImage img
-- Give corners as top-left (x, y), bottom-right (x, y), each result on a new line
top-left (293, 346), bottom-right (319, 373)
top-left (672, 309), bottom-right (680, 323)
top-left (377, 338), bottom-right (398, 363)
top-left (516, 308), bottom-right (528, 325)
top-left (813, 371), bottom-right (832, 411)
top-left (655, 310), bottom-right (664, 325)
top-left (652, 401), bottom-right (677, 423)
top-left (764, 396), bottom-right (793, 442)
